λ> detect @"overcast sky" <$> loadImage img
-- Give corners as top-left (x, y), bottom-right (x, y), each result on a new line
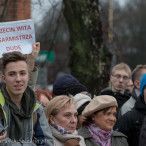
top-left (116, 0), bottom-right (127, 7)
top-left (31, 0), bottom-right (127, 25)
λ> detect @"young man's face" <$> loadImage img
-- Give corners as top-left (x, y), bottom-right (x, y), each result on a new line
top-left (110, 69), bottom-right (129, 94)
top-left (2, 61), bottom-right (29, 98)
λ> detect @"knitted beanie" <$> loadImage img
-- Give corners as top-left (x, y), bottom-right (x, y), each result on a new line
top-left (73, 93), bottom-right (91, 115)
top-left (53, 74), bottom-right (88, 96)
top-left (73, 93), bottom-right (91, 110)
top-left (140, 73), bottom-right (146, 98)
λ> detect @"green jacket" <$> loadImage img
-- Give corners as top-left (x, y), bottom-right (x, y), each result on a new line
top-left (78, 126), bottom-right (129, 146)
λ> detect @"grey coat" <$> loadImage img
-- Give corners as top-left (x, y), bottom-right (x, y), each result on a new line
top-left (78, 127), bottom-right (128, 146)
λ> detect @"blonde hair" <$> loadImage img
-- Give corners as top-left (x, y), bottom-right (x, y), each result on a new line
top-left (44, 95), bottom-right (73, 122)
top-left (112, 62), bottom-right (131, 77)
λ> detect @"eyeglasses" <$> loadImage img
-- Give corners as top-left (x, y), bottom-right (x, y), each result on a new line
top-left (112, 74), bottom-right (129, 81)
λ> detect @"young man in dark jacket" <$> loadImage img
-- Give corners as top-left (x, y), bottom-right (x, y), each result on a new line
top-left (114, 73), bottom-right (146, 146)
top-left (101, 63), bottom-right (131, 118)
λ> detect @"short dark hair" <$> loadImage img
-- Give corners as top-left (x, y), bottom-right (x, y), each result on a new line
top-left (1, 51), bottom-right (27, 74)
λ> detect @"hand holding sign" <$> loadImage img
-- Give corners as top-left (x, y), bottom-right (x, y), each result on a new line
top-left (26, 42), bottom-right (40, 72)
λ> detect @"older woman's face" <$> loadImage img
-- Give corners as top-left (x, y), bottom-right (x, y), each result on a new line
top-left (50, 104), bottom-right (78, 133)
top-left (92, 106), bottom-right (117, 131)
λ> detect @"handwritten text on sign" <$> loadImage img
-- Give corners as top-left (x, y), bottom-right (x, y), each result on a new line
top-left (0, 19), bottom-right (36, 58)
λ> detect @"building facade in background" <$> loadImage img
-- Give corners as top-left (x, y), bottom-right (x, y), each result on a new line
top-left (0, 0), bottom-right (30, 22)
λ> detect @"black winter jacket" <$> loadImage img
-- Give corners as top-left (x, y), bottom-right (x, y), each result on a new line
top-left (139, 116), bottom-right (146, 146)
top-left (114, 96), bottom-right (146, 146)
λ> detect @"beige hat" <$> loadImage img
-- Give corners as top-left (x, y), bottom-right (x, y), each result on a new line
top-left (82, 95), bottom-right (118, 117)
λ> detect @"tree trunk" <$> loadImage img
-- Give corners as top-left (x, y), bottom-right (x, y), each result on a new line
top-left (63, 0), bottom-right (112, 95)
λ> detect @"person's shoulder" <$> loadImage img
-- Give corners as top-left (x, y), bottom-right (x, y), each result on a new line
top-left (117, 108), bottom-right (141, 126)
top-left (100, 87), bottom-right (113, 95)
top-left (122, 96), bottom-right (135, 107)
top-left (120, 96), bottom-right (136, 114)
top-left (112, 131), bottom-right (129, 146)
top-left (114, 110), bottom-right (133, 129)
top-left (34, 102), bottom-right (45, 118)
top-left (122, 109), bottom-right (137, 120)
top-left (35, 101), bottom-right (43, 111)
top-left (78, 126), bottom-right (88, 133)
top-left (112, 130), bottom-right (128, 138)
top-left (78, 127), bottom-right (91, 138)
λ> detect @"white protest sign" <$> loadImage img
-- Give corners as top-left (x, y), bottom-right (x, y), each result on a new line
top-left (0, 19), bottom-right (36, 58)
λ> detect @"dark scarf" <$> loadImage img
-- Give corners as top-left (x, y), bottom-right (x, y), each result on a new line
top-left (1, 84), bottom-right (37, 140)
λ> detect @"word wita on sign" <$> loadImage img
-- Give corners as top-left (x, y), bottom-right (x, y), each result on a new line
top-left (0, 25), bottom-right (31, 33)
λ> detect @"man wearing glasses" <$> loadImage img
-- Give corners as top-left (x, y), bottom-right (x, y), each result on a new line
top-left (101, 62), bottom-right (131, 119)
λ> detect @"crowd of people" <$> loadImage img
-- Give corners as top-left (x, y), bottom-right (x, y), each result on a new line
top-left (0, 42), bottom-right (145, 146)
